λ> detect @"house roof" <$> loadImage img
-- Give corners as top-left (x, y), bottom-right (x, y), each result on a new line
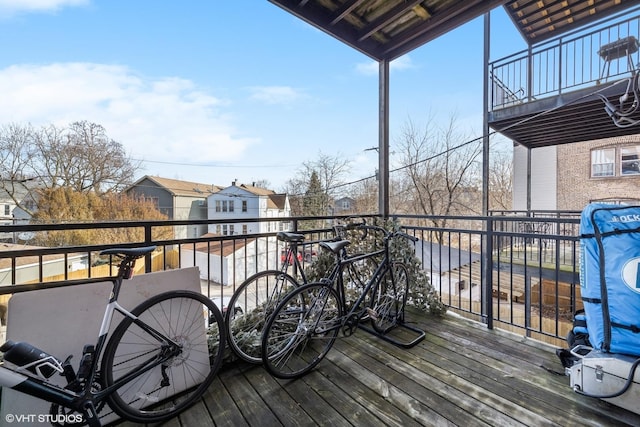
top-left (237, 183), bottom-right (275, 196)
top-left (182, 234), bottom-right (255, 257)
top-left (0, 180), bottom-right (40, 202)
top-left (225, 183), bottom-right (289, 210)
top-left (129, 175), bottom-right (223, 198)
top-left (269, 194), bottom-right (289, 210)
top-left (269, 0), bottom-right (632, 61)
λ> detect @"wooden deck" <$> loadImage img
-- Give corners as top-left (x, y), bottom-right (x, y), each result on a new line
top-left (122, 312), bottom-right (640, 427)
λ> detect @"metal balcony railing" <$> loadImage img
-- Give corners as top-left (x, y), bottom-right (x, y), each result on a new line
top-left (0, 213), bottom-right (582, 348)
top-left (490, 7), bottom-right (640, 110)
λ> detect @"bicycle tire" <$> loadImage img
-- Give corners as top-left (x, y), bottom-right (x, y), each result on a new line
top-left (101, 290), bottom-right (225, 423)
top-left (371, 262), bottom-right (409, 334)
top-left (225, 270), bottom-right (299, 364)
top-left (262, 282), bottom-right (341, 379)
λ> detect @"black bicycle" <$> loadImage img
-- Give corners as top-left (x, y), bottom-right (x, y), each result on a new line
top-left (224, 226), bottom-right (355, 364)
top-left (0, 246), bottom-right (225, 426)
top-left (261, 225), bottom-right (417, 379)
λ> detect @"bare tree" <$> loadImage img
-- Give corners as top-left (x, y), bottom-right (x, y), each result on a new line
top-left (348, 177), bottom-right (378, 214)
top-left (0, 121), bottom-right (140, 215)
top-left (281, 176), bottom-right (306, 216)
top-left (489, 147), bottom-right (513, 212)
top-left (394, 114), bottom-right (482, 241)
top-left (283, 151), bottom-right (351, 217)
top-left (308, 151), bottom-right (351, 200)
top-left (0, 123), bottom-right (38, 210)
top-left (32, 121), bottom-right (139, 193)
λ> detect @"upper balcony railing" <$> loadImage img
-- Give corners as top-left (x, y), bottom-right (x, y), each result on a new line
top-left (0, 212), bottom-right (582, 349)
top-left (490, 7), bottom-right (640, 110)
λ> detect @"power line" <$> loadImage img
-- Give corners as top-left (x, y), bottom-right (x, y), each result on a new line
top-left (134, 158), bottom-right (300, 168)
top-left (325, 79), bottom-right (628, 195)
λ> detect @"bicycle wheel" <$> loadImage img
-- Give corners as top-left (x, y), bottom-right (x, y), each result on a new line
top-left (101, 290), bottom-right (225, 423)
top-left (262, 282), bottom-right (342, 379)
top-left (371, 262), bottom-right (409, 334)
top-left (225, 270), bottom-right (299, 363)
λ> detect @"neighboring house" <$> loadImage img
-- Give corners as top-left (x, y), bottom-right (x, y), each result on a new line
top-left (126, 176), bottom-right (223, 238)
top-left (0, 181), bottom-right (38, 242)
top-left (513, 135), bottom-right (640, 211)
top-left (207, 181), bottom-right (291, 236)
top-left (512, 145), bottom-right (558, 211)
top-left (333, 197), bottom-right (356, 215)
top-left (179, 235), bottom-right (274, 286)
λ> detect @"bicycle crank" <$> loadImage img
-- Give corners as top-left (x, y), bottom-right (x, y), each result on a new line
top-left (342, 314), bottom-right (360, 336)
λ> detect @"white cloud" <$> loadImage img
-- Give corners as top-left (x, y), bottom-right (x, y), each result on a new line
top-left (247, 86), bottom-right (305, 105)
top-left (355, 55), bottom-right (416, 76)
top-left (355, 61), bottom-right (378, 76)
top-left (0, 0), bottom-right (87, 15)
top-left (0, 62), bottom-right (257, 164)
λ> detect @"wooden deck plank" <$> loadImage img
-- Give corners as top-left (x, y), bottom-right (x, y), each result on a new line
top-left (309, 346), bottom-right (428, 426)
top-left (412, 321), bottom-right (606, 426)
top-left (239, 364), bottom-right (315, 426)
top-left (430, 315), bottom-right (640, 426)
top-left (165, 312), bottom-right (640, 427)
top-left (218, 364), bottom-right (282, 426)
top-left (346, 325), bottom-right (533, 427)
top-left (201, 375), bottom-right (249, 427)
top-left (298, 359), bottom-right (391, 427)
top-left (326, 343), bottom-right (463, 426)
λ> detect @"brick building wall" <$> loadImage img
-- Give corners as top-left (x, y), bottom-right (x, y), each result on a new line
top-left (557, 135), bottom-right (640, 210)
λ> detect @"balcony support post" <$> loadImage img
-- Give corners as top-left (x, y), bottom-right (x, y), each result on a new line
top-left (483, 13), bottom-right (493, 329)
top-left (378, 59), bottom-right (390, 218)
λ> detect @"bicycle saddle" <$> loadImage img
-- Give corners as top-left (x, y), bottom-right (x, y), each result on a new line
top-left (277, 232), bottom-right (305, 243)
top-left (100, 246), bottom-right (157, 258)
top-left (319, 240), bottom-right (350, 254)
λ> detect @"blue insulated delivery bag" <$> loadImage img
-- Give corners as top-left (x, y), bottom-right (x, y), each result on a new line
top-left (580, 203), bottom-right (640, 356)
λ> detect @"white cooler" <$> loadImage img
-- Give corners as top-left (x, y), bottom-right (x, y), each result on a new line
top-left (569, 348), bottom-right (640, 415)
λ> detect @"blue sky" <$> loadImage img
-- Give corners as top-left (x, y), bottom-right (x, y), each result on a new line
top-left (0, 1), bottom-right (524, 192)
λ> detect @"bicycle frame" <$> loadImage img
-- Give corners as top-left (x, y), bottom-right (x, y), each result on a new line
top-left (278, 233), bottom-right (309, 284)
top-left (0, 256), bottom-right (182, 426)
top-left (277, 231), bottom-right (334, 284)
top-left (313, 226), bottom-right (415, 335)
top-left (327, 247), bottom-right (389, 334)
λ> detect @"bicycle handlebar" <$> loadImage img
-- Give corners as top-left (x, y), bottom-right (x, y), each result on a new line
top-left (341, 223), bottom-right (419, 245)
top-left (392, 230), bottom-right (419, 243)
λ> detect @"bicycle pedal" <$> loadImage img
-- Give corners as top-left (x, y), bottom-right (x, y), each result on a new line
top-left (366, 308), bottom-right (378, 320)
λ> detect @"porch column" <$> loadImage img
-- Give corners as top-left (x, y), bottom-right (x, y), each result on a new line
top-left (378, 59), bottom-right (390, 218)
top-left (482, 12), bottom-right (493, 328)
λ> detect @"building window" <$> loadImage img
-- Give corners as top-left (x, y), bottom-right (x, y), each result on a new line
top-left (222, 224), bottom-right (228, 235)
top-left (229, 224), bottom-right (234, 235)
top-left (214, 200), bottom-right (233, 212)
top-left (621, 145), bottom-right (640, 175)
top-left (242, 224), bottom-right (247, 234)
top-left (341, 200), bottom-right (350, 209)
top-left (4, 205), bottom-right (9, 216)
top-left (242, 200), bottom-right (247, 212)
top-left (591, 148), bottom-right (615, 177)
top-left (216, 225), bottom-right (221, 234)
